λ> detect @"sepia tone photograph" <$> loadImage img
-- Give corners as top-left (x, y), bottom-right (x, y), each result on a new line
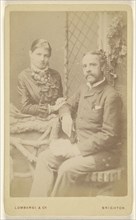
top-left (4, 2), bottom-right (133, 217)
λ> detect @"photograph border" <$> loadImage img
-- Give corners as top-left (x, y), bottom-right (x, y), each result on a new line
top-left (2, 1), bottom-right (134, 218)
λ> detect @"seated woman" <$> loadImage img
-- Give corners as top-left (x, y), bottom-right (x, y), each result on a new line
top-left (18, 38), bottom-right (63, 118)
top-left (10, 39), bottom-right (65, 196)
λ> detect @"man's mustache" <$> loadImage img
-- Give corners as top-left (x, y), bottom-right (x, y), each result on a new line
top-left (85, 73), bottom-right (95, 78)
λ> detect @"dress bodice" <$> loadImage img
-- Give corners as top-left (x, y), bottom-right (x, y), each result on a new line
top-left (18, 67), bottom-right (63, 117)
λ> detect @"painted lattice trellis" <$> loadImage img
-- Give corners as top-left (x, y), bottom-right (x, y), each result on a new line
top-left (64, 11), bottom-right (99, 97)
top-left (64, 11), bottom-right (127, 98)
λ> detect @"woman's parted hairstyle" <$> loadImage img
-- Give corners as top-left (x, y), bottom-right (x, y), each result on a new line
top-left (30, 39), bottom-right (52, 56)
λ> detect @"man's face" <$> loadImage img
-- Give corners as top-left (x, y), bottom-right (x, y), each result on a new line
top-left (82, 54), bottom-right (103, 85)
top-left (30, 47), bottom-right (50, 70)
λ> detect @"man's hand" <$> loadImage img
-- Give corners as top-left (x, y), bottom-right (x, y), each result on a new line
top-left (49, 98), bottom-right (66, 113)
top-left (55, 98), bottom-right (66, 107)
top-left (61, 114), bottom-right (73, 137)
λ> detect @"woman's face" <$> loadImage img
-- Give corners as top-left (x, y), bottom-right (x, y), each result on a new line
top-left (30, 47), bottom-right (50, 70)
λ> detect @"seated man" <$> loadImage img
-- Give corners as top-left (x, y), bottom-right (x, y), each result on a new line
top-left (30, 50), bottom-right (122, 197)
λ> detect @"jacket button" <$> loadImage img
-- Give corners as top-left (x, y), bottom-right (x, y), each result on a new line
top-left (105, 163), bottom-right (109, 167)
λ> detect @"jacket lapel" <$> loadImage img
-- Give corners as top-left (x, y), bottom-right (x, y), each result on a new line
top-left (84, 80), bottom-right (107, 97)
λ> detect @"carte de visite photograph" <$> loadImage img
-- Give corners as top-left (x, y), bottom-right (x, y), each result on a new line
top-left (4, 3), bottom-right (133, 217)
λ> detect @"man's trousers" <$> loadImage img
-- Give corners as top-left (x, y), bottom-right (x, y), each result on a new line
top-left (30, 148), bottom-right (96, 197)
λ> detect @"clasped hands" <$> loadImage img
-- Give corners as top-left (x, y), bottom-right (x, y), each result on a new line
top-left (51, 97), bottom-right (66, 112)
top-left (38, 97), bottom-right (66, 114)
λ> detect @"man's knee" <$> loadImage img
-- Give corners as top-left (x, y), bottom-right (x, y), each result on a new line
top-left (58, 159), bottom-right (78, 181)
top-left (37, 149), bottom-right (51, 164)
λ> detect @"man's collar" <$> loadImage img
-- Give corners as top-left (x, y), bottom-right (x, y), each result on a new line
top-left (84, 77), bottom-right (107, 97)
top-left (87, 77), bottom-right (106, 90)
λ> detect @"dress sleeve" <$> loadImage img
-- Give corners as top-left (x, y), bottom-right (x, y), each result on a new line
top-left (18, 73), bottom-right (46, 116)
top-left (58, 74), bottom-right (63, 98)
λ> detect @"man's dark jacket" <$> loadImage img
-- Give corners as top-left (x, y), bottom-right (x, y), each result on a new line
top-left (60, 80), bottom-right (122, 171)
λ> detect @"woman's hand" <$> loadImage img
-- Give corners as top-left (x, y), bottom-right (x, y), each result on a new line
top-left (38, 105), bottom-right (48, 114)
top-left (39, 106), bottom-right (47, 111)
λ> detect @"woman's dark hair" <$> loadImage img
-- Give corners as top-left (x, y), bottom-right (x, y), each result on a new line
top-left (30, 39), bottom-right (52, 56)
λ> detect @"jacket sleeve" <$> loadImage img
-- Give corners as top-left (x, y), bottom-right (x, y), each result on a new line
top-left (18, 75), bottom-right (44, 116)
top-left (78, 93), bottom-right (122, 156)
